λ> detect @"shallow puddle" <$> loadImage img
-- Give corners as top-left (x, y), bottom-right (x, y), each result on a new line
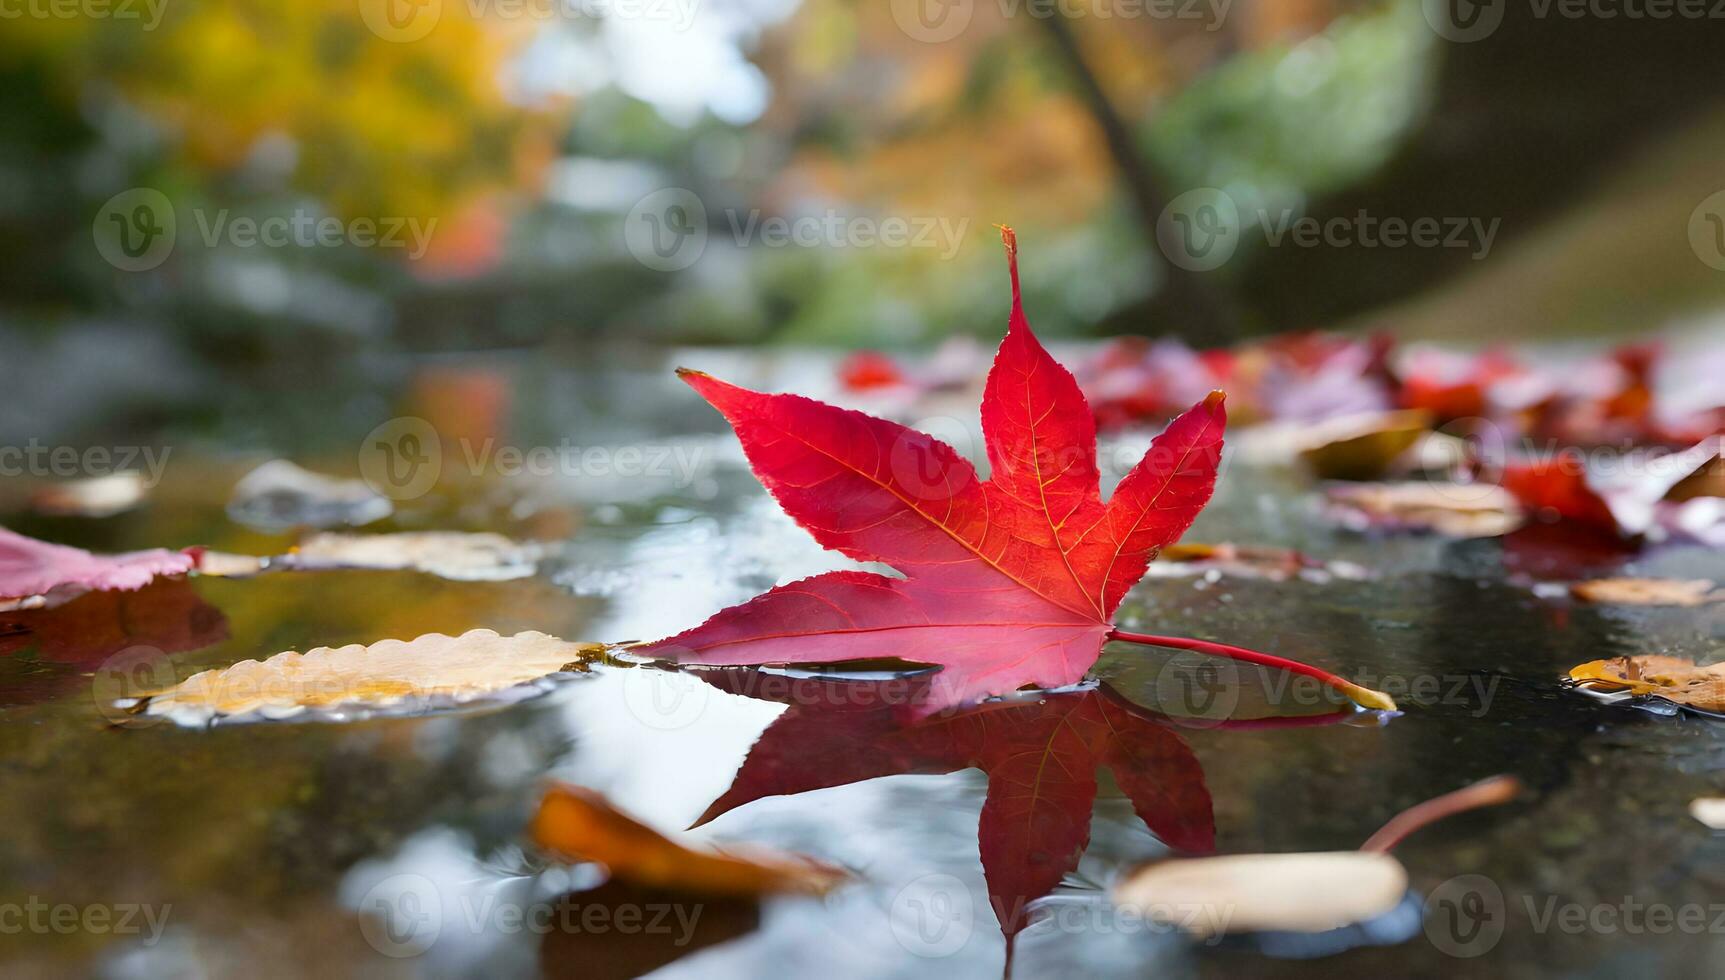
top-left (3, 350), bottom-right (1723, 979)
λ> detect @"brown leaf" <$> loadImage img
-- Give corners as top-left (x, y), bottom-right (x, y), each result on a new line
top-left (285, 531), bottom-right (542, 581)
top-left (1568, 655), bottom-right (1725, 711)
top-left (1112, 851), bottom-right (1407, 938)
top-left (1296, 409), bottom-right (1432, 481)
top-left (1690, 798), bottom-right (1725, 830)
top-left (1153, 542), bottom-right (1366, 583)
top-left (1326, 481), bottom-right (1522, 538)
top-left (132, 629), bottom-right (601, 724)
top-left (29, 472), bottom-right (147, 518)
top-left (531, 782), bottom-right (847, 898)
top-left (1569, 578), bottom-right (1720, 606)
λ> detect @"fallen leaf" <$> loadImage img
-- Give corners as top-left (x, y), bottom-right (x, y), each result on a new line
top-left (532, 781), bottom-right (846, 897)
top-left (1690, 798), bottom-right (1725, 830)
top-left (1154, 542), bottom-right (1366, 583)
top-left (1569, 578), bottom-right (1720, 606)
top-left (1325, 482), bottom-right (1522, 538)
top-left (1113, 775), bottom-right (1518, 947)
top-left (0, 526), bottom-right (200, 608)
top-left (29, 472), bottom-right (147, 518)
top-left (642, 230), bottom-right (1388, 712)
top-left (1568, 655), bottom-right (1725, 712)
top-left (284, 531), bottom-right (542, 581)
top-left (1113, 851), bottom-right (1408, 938)
top-left (836, 350), bottom-right (906, 391)
top-left (696, 673), bottom-right (1222, 938)
top-left (1295, 410), bottom-right (1432, 481)
top-left (226, 460), bottom-right (392, 531)
top-left (132, 629), bottom-right (601, 724)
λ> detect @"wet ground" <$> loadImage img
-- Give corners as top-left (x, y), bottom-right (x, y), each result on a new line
top-left (2, 348), bottom-right (1723, 979)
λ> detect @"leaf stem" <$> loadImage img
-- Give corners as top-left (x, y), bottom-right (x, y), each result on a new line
top-left (1359, 775), bottom-right (1522, 853)
top-left (1104, 628), bottom-right (1399, 712)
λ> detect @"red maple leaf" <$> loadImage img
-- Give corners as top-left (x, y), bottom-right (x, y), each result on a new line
top-left (646, 228), bottom-right (1394, 713)
top-left (696, 672), bottom-right (1215, 940)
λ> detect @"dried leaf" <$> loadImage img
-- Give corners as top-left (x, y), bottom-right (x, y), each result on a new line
top-left (0, 527), bottom-right (199, 608)
top-left (285, 531), bottom-right (541, 581)
top-left (133, 629), bottom-right (601, 724)
top-left (1112, 851), bottom-right (1408, 938)
top-left (1569, 578), bottom-right (1720, 606)
top-left (1568, 655), bottom-right (1725, 712)
top-left (29, 472), bottom-right (147, 518)
top-left (1296, 409), bottom-right (1431, 481)
top-left (1325, 482), bottom-right (1522, 538)
top-left (227, 460), bottom-right (392, 531)
top-left (1153, 542), bottom-right (1366, 583)
top-left (1690, 798), bottom-right (1725, 830)
top-left (531, 782), bottom-right (846, 898)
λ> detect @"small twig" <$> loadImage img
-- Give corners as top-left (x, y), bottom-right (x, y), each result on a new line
top-left (1359, 775), bottom-right (1523, 853)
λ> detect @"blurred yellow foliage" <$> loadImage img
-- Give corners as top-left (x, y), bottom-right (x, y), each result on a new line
top-left (1, 0), bottom-right (561, 221)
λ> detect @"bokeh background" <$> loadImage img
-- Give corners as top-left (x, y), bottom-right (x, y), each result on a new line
top-left (5, 0), bottom-right (1725, 439)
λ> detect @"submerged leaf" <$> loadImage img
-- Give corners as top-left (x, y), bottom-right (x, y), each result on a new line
top-left (1325, 481), bottom-right (1522, 538)
top-left (0, 527), bottom-right (199, 608)
top-left (227, 460), bottom-right (392, 531)
top-left (284, 531), bottom-right (542, 581)
top-left (1569, 578), bottom-right (1720, 606)
top-left (1113, 851), bottom-right (1408, 938)
top-left (29, 472), bottom-right (147, 518)
top-left (1690, 798), bottom-right (1725, 830)
top-left (133, 629), bottom-right (601, 724)
top-left (1295, 409), bottom-right (1431, 481)
top-left (531, 782), bottom-right (847, 897)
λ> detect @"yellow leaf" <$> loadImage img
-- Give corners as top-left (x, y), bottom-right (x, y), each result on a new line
top-left (132, 629), bottom-right (601, 724)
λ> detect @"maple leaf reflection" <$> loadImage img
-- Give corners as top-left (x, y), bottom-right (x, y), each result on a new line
top-left (0, 579), bottom-right (227, 707)
top-left (695, 671), bottom-right (1222, 939)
